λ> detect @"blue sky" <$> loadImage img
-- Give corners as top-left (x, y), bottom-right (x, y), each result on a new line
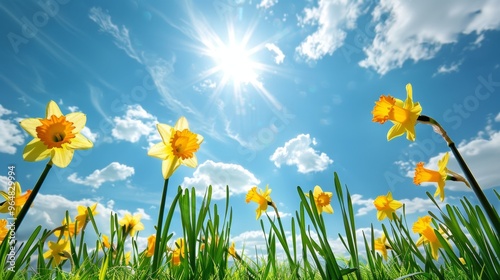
top-left (1, 0), bottom-right (500, 258)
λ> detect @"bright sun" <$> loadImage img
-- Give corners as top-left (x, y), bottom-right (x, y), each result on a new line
top-left (212, 43), bottom-right (258, 85)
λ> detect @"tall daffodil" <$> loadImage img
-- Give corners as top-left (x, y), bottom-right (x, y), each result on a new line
top-left (372, 84), bottom-right (422, 141)
top-left (119, 213), bottom-right (145, 237)
top-left (374, 234), bottom-right (391, 260)
top-left (148, 117), bottom-right (203, 179)
top-left (75, 203), bottom-right (98, 230)
top-left (412, 216), bottom-right (445, 260)
top-left (43, 238), bottom-right (71, 267)
top-left (0, 182), bottom-right (31, 217)
top-left (20, 100), bottom-right (93, 168)
top-left (171, 238), bottom-right (185, 266)
top-left (373, 192), bottom-right (403, 221)
top-left (246, 185), bottom-right (273, 219)
top-left (306, 185), bottom-right (334, 214)
top-left (414, 153), bottom-right (449, 201)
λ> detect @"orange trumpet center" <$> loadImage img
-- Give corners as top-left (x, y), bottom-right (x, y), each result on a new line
top-left (36, 115), bottom-right (76, 149)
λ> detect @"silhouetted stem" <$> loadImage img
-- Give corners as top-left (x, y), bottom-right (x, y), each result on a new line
top-left (15, 162), bottom-right (52, 231)
top-left (448, 142), bottom-right (500, 236)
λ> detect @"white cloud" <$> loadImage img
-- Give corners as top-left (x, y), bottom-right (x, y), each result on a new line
top-left (360, 0), bottom-right (500, 75)
top-left (0, 104), bottom-right (24, 154)
top-left (495, 113), bottom-right (500, 122)
top-left (407, 128), bottom-right (500, 191)
top-left (296, 0), bottom-right (365, 61)
top-left (81, 126), bottom-right (98, 143)
top-left (111, 104), bottom-right (157, 143)
top-left (351, 194), bottom-right (375, 216)
top-left (265, 43), bottom-right (285, 64)
top-left (256, 0), bottom-right (278, 9)
top-left (67, 105), bottom-right (79, 112)
top-left (181, 160), bottom-right (260, 200)
top-left (68, 162), bottom-right (135, 189)
top-left (89, 7), bottom-right (141, 63)
top-left (433, 60), bottom-right (463, 77)
top-left (270, 134), bottom-right (333, 173)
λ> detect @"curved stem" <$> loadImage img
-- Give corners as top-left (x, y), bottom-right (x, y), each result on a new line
top-left (448, 143), bottom-right (500, 236)
top-left (152, 178), bottom-right (169, 277)
top-left (15, 162), bottom-right (52, 231)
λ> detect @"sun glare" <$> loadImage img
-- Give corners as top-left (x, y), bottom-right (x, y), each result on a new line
top-left (213, 43), bottom-right (257, 85)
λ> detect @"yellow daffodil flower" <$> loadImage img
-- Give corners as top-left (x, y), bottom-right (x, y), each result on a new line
top-left (102, 234), bottom-right (111, 249)
top-left (74, 203), bottom-right (98, 230)
top-left (412, 216), bottom-right (445, 260)
top-left (306, 185), bottom-right (334, 215)
top-left (373, 191), bottom-right (403, 221)
top-left (19, 100), bottom-right (93, 168)
top-left (414, 152), bottom-right (449, 201)
top-left (228, 242), bottom-right (240, 260)
top-left (119, 213), bottom-right (145, 237)
top-left (374, 234), bottom-right (391, 260)
top-left (124, 251), bottom-right (131, 265)
top-left (146, 234), bottom-right (156, 257)
top-left (0, 182), bottom-right (31, 217)
top-left (245, 185), bottom-right (273, 219)
top-left (372, 84), bottom-right (422, 141)
top-left (43, 238), bottom-right (71, 267)
top-left (0, 220), bottom-right (9, 243)
top-left (148, 116), bottom-right (203, 179)
top-left (171, 238), bottom-right (185, 266)
top-left (54, 217), bottom-right (81, 238)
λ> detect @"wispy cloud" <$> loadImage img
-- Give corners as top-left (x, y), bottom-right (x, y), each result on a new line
top-left (433, 60), bottom-right (463, 77)
top-left (181, 160), bottom-right (260, 200)
top-left (88, 7), bottom-right (141, 63)
top-left (68, 162), bottom-right (135, 189)
top-left (270, 134), bottom-right (333, 173)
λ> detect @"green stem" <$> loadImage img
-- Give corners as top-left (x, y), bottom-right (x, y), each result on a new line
top-left (152, 178), bottom-right (169, 277)
top-left (448, 142), bottom-right (500, 236)
top-left (15, 162), bottom-right (52, 231)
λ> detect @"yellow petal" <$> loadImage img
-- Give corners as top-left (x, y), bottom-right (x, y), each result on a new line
top-left (46, 100), bottom-right (63, 118)
top-left (404, 84), bottom-right (413, 109)
top-left (162, 156), bottom-right (181, 179)
top-left (65, 112), bottom-right (86, 133)
top-left (196, 134), bottom-right (204, 144)
top-left (323, 204), bottom-right (334, 214)
top-left (377, 211), bottom-right (386, 221)
top-left (52, 147), bottom-right (74, 168)
top-left (174, 116), bottom-right (189, 131)
top-left (182, 154), bottom-right (198, 168)
top-left (23, 138), bottom-right (51, 162)
top-left (68, 133), bottom-right (93, 149)
top-left (19, 118), bottom-right (42, 138)
top-left (387, 123), bottom-right (406, 141)
top-left (313, 186), bottom-right (322, 197)
top-left (148, 142), bottom-right (168, 159)
top-left (157, 123), bottom-right (173, 144)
